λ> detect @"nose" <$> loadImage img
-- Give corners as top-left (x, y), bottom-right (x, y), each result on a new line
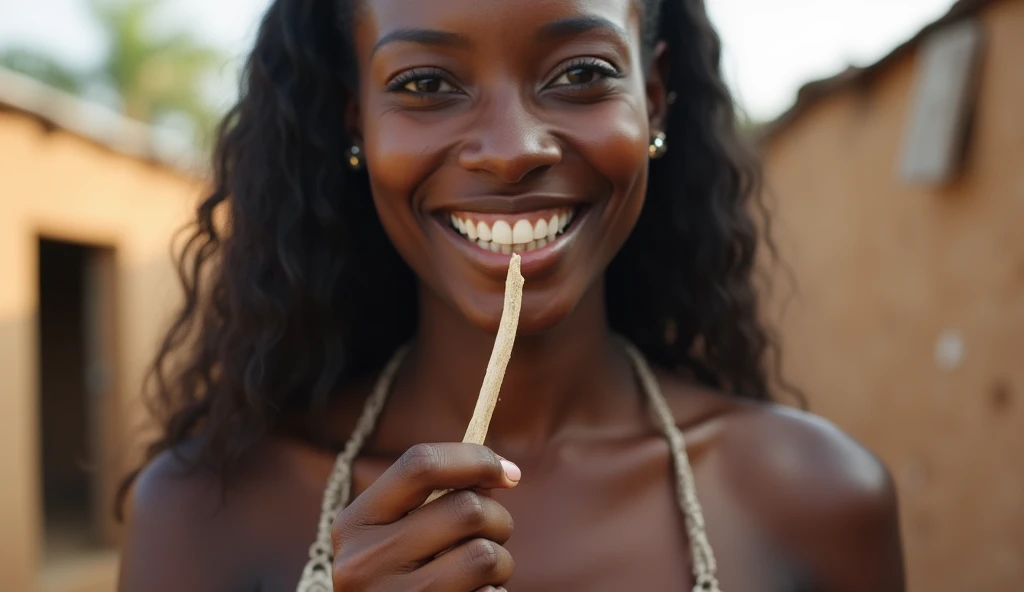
top-left (458, 92), bottom-right (562, 184)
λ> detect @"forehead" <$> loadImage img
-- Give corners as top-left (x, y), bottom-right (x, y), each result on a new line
top-left (355, 0), bottom-right (643, 47)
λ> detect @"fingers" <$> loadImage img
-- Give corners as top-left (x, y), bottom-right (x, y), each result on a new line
top-left (382, 489), bottom-right (516, 563)
top-left (330, 443), bottom-right (519, 592)
top-left (345, 443), bottom-right (520, 525)
top-left (410, 538), bottom-right (514, 592)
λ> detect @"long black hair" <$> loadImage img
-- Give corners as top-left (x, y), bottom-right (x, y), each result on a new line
top-left (118, 0), bottom-right (787, 511)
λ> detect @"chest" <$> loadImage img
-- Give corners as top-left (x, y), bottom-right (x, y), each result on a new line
top-left (496, 474), bottom-right (694, 591)
top-left (256, 441), bottom-right (794, 591)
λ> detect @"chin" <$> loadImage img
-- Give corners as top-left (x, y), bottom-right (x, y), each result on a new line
top-left (455, 283), bottom-right (589, 338)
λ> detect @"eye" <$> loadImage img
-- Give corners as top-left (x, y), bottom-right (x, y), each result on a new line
top-left (403, 77), bottom-right (456, 94)
top-left (387, 68), bottom-right (460, 95)
top-left (562, 67), bottom-right (598, 85)
top-left (548, 58), bottom-right (620, 89)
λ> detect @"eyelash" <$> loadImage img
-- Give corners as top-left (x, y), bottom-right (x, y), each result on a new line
top-left (547, 57), bottom-right (622, 89)
top-left (385, 57), bottom-right (622, 97)
top-left (386, 67), bottom-right (458, 94)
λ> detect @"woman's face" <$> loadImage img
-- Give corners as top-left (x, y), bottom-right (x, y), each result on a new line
top-left (351, 0), bottom-right (665, 333)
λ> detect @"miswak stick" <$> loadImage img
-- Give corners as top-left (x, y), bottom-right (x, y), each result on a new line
top-left (423, 253), bottom-right (525, 506)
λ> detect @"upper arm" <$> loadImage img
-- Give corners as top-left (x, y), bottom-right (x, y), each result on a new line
top-left (118, 451), bottom-right (241, 592)
top-left (724, 408), bottom-right (905, 592)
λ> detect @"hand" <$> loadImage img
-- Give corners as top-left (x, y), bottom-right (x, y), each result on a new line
top-left (331, 443), bottom-right (520, 591)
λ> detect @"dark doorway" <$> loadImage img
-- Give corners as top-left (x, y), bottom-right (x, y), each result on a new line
top-left (37, 237), bottom-right (118, 563)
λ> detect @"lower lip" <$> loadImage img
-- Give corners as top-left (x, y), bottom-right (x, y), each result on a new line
top-left (436, 208), bottom-right (588, 279)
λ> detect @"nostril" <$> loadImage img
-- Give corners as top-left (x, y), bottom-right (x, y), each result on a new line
top-left (517, 164), bottom-right (554, 184)
top-left (458, 135), bottom-right (562, 184)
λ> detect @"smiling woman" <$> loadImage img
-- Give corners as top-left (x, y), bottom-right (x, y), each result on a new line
top-left (116, 1), bottom-right (905, 591)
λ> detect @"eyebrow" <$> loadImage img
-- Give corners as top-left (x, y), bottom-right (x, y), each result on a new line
top-left (372, 16), bottom-right (630, 57)
top-left (372, 28), bottom-right (472, 56)
top-left (535, 16), bottom-right (630, 44)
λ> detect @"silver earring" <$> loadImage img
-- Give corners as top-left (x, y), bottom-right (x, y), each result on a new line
top-left (347, 145), bottom-right (364, 170)
top-left (648, 131), bottom-right (668, 160)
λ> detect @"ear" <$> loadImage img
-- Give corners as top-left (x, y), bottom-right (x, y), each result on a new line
top-left (645, 41), bottom-right (670, 134)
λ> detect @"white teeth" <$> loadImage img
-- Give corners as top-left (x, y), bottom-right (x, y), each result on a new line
top-left (491, 220), bottom-right (513, 245)
top-left (512, 219), bottom-right (534, 244)
top-left (534, 219), bottom-right (548, 241)
top-left (472, 235), bottom-right (550, 254)
top-left (450, 209), bottom-right (578, 252)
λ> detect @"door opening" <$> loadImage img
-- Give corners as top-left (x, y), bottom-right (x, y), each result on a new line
top-left (37, 237), bottom-right (118, 564)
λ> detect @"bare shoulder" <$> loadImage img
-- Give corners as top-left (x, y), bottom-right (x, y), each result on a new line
top-left (657, 373), bottom-right (896, 513)
top-left (724, 404), bottom-right (894, 510)
top-left (126, 443), bottom-right (225, 521)
top-left (118, 444), bottom-right (244, 591)
top-left (658, 374), bottom-right (905, 590)
top-left (119, 438), bottom-right (324, 591)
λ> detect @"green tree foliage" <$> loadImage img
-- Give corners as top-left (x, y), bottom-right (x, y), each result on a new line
top-left (0, 0), bottom-right (226, 145)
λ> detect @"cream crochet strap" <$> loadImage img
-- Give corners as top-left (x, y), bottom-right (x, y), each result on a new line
top-left (296, 340), bottom-right (722, 592)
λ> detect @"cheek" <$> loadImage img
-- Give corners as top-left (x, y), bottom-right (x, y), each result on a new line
top-left (563, 98), bottom-right (650, 243)
top-left (570, 99), bottom-right (650, 189)
top-left (360, 115), bottom-right (449, 285)
top-left (362, 110), bottom-right (459, 211)
top-left (362, 113), bottom-right (454, 275)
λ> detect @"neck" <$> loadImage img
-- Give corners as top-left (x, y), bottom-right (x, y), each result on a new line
top-left (397, 279), bottom-right (640, 454)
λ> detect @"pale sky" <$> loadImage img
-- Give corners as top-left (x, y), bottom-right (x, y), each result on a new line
top-left (0, 0), bottom-right (957, 120)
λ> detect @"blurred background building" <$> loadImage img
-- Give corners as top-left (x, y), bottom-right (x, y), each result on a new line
top-left (0, 67), bottom-right (201, 591)
top-left (0, 0), bottom-right (1020, 591)
top-left (760, 0), bottom-right (1023, 589)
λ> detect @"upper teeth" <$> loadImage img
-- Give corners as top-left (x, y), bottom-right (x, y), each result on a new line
top-left (449, 209), bottom-right (575, 246)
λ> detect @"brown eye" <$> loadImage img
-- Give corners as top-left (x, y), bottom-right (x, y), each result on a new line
top-left (548, 58), bottom-right (619, 89)
top-left (565, 67), bottom-right (596, 85)
top-left (400, 76), bottom-right (456, 94)
top-left (408, 78), bottom-right (439, 93)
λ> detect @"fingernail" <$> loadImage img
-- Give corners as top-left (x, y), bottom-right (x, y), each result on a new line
top-left (500, 459), bottom-right (521, 483)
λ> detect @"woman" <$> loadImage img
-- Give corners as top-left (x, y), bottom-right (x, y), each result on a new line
top-left (118, 0), bottom-right (905, 590)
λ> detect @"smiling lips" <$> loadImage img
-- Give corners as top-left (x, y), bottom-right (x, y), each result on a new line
top-left (448, 207), bottom-right (578, 254)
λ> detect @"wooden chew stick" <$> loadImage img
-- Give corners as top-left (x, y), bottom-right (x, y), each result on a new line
top-left (422, 253), bottom-right (525, 506)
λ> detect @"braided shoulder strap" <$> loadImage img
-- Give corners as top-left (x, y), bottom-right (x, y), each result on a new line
top-left (621, 339), bottom-right (722, 592)
top-left (297, 341), bottom-right (722, 592)
top-left (296, 345), bottom-right (409, 592)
